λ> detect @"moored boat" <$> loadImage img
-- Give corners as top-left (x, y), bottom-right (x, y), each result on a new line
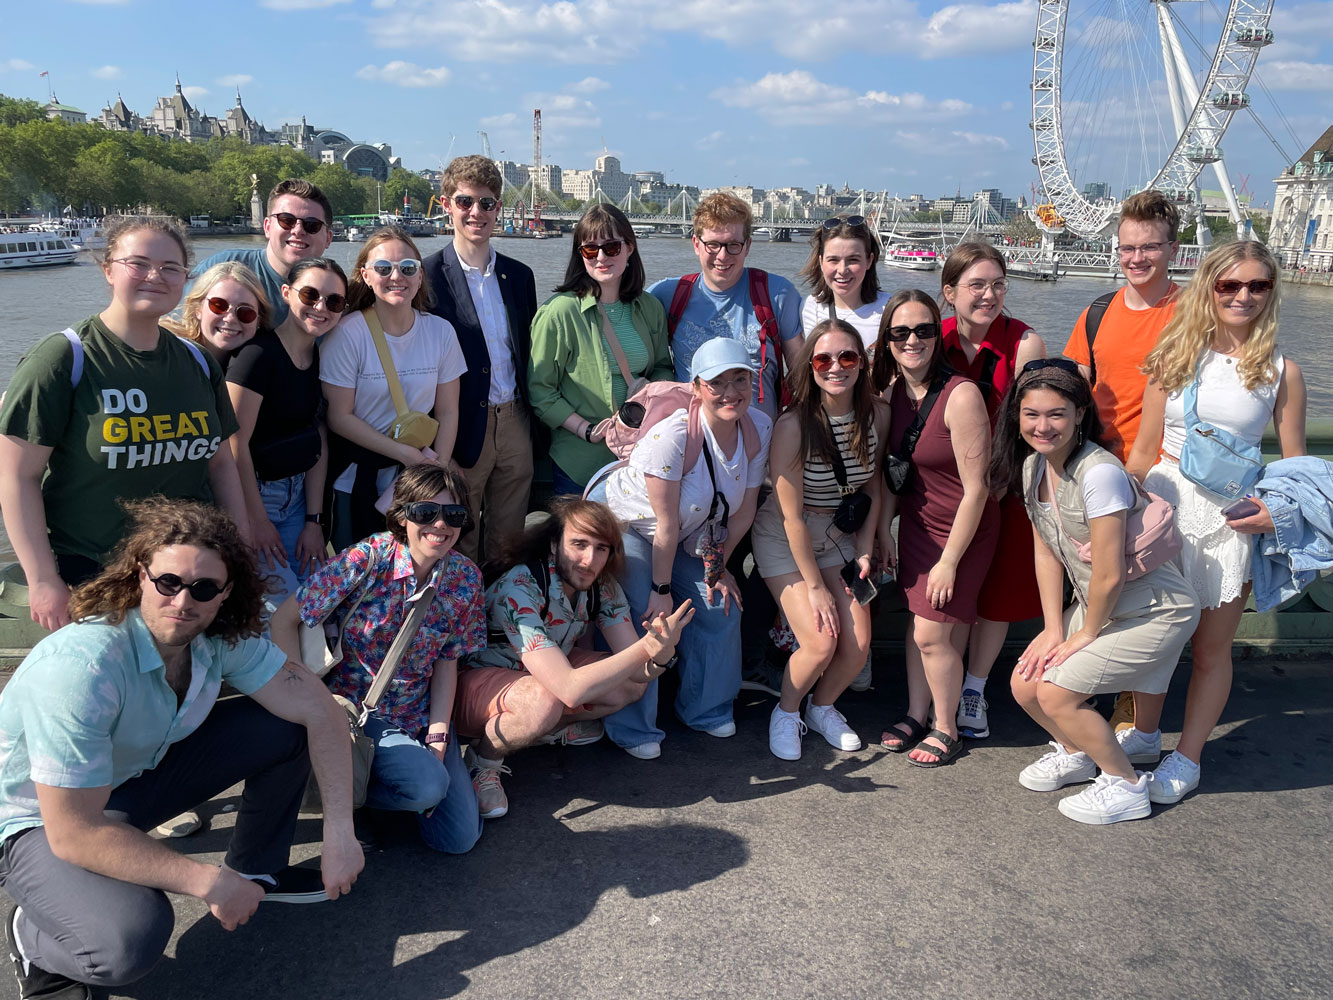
top-left (0, 233), bottom-right (79, 270)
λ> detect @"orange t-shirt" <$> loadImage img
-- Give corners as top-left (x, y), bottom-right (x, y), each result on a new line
top-left (1063, 287), bottom-right (1177, 460)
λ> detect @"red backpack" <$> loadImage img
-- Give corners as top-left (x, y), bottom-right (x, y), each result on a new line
top-left (666, 269), bottom-right (790, 406)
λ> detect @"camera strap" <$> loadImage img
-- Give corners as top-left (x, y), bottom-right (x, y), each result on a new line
top-left (699, 438), bottom-right (731, 530)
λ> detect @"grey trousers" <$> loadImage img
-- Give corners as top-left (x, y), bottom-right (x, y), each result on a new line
top-left (0, 697), bottom-right (311, 988)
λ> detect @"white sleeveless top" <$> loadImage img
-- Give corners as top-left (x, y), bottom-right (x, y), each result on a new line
top-left (1161, 348), bottom-right (1284, 457)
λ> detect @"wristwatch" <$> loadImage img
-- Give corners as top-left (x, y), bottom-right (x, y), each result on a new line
top-left (423, 732), bottom-right (450, 746)
top-left (651, 582), bottom-right (671, 595)
top-left (305, 512), bottom-right (328, 527)
top-left (654, 653), bottom-right (679, 670)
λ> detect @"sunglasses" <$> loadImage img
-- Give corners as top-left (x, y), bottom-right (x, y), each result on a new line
top-left (811, 349), bottom-right (861, 372)
top-left (579, 240), bottom-right (625, 260)
top-left (821, 216), bottom-right (867, 230)
top-left (1019, 357), bottom-right (1082, 376)
top-left (206, 297), bottom-right (259, 325)
top-left (144, 568), bottom-right (229, 603)
top-left (403, 502), bottom-right (470, 528)
top-left (1213, 278), bottom-right (1274, 296)
top-left (885, 323), bottom-right (940, 342)
top-left (269, 212), bottom-right (328, 235)
top-left (295, 286), bottom-right (346, 312)
top-left (453, 194), bottom-right (500, 212)
top-left (369, 258), bottom-right (421, 278)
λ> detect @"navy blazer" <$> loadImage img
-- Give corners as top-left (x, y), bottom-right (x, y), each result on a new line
top-left (422, 243), bottom-right (538, 469)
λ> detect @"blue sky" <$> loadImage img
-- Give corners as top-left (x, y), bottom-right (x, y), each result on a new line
top-left (3, 0), bottom-right (1331, 209)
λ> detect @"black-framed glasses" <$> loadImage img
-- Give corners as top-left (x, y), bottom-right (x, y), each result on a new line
top-left (269, 212), bottom-right (328, 235)
top-left (578, 240), bottom-right (624, 260)
top-left (452, 194), bottom-right (500, 212)
top-left (206, 297), bottom-right (258, 325)
top-left (295, 286), bottom-right (346, 312)
top-left (698, 239), bottom-right (747, 256)
top-left (885, 323), bottom-right (940, 342)
top-left (369, 258), bottom-right (421, 278)
top-left (821, 216), bottom-right (867, 230)
top-left (1019, 358), bottom-right (1081, 377)
top-left (108, 257), bottom-right (188, 282)
top-left (1213, 278), bottom-right (1274, 296)
top-left (143, 568), bottom-right (229, 603)
top-left (403, 502), bottom-right (470, 528)
top-left (811, 350), bottom-right (861, 372)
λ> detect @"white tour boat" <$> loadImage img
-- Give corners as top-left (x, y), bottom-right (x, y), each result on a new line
top-left (751, 227), bottom-right (774, 242)
top-left (37, 219), bottom-right (107, 251)
top-left (0, 233), bottom-right (79, 270)
top-left (884, 245), bottom-right (939, 271)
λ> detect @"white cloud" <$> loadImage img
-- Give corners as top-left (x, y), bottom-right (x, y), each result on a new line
top-left (950, 130), bottom-right (1009, 149)
top-left (916, 1), bottom-right (1038, 57)
top-left (716, 70), bottom-right (972, 125)
top-left (218, 74), bottom-right (254, 88)
top-left (182, 86), bottom-right (209, 100)
top-left (2, 59), bottom-right (36, 71)
top-left (1258, 60), bottom-right (1333, 91)
top-left (526, 91), bottom-right (600, 130)
top-left (91, 65), bottom-right (122, 80)
top-left (568, 76), bottom-right (610, 94)
top-left (480, 112), bottom-right (517, 128)
top-left (355, 61), bottom-right (451, 87)
top-left (260, 0), bottom-right (352, 9)
top-left (696, 130), bottom-right (725, 149)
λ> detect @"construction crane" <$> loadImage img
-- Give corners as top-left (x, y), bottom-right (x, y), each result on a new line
top-left (477, 130), bottom-right (491, 159)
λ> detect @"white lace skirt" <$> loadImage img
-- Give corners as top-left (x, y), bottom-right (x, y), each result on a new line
top-left (1143, 458), bottom-right (1251, 609)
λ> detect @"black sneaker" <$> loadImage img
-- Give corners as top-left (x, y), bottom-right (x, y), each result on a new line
top-left (6, 907), bottom-right (90, 999)
top-left (739, 658), bottom-right (783, 698)
top-left (254, 864), bottom-right (328, 904)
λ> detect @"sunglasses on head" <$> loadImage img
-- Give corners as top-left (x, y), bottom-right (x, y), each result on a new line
top-left (295, 286), bottom-right (345, 312)
top-left (579, 240), bottom-right (624, 260)
top-left (369, 258), bottom-right (420, 278)
top-left (811, 349), bottom-right (861, 373)
top-left (269, 212), bottom-right (327, 235)
top-left (885, 323), bottom-right (940, 342)
top-left (1213, 278), bottom-right (1274, 296)
top-left (821, 216), bottom-right (867, 230)
top-left (1019, 357), bottom-right (1082, 377)
top-left (144, 568), bottom-right (229, 603)
top-left (403, 502), bottom-right (470, 528)
top-left (452, 194), bottom-right (500, 212)
top-left (206, 297), bottom-right (258, 325)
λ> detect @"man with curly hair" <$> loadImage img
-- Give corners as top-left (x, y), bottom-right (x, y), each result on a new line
top-left (0, 499), bottom-right (363, 999)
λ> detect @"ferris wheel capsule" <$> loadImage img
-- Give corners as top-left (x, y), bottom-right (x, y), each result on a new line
top-left (1186, 144), bottom-right (1223, 164)
top-left (1234, 27), bottom-right (1273, 47)
top-left (1212, 90), bottom-right (1250, 109)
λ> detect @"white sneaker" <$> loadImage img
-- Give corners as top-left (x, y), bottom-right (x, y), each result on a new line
top-left (1018, 742), bottom-right (1097, 792)
top-left (848, 653), bottom-right (873, 692)
top-left (1148, 750), bottom-right (1201, 804)
top-left (702, 720), bottom-right (737, 738)
top-left (1115, 726), bottom-right (1162, 764)
top-left (768, 707), bottom-right (807, 761)
top-left (956, 689), bottom-right (990, 739)
top-left (1057, 772), bottom-right (1152, 825)
top-left (624, 741), bottom-right (662, 760)
top-left (804, 698), bottom-right (862, 751)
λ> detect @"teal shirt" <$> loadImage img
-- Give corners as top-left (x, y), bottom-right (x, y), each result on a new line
top-left (527, 291), bottom-right (674, 485)
top-left (0, 610), bottom-right (286, 843)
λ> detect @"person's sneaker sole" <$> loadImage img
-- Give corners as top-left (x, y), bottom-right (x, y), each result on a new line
top-left (1056, 792), bottom-right (1152, 825)
top-left (768, 740), bottom-right (802, 762)
top-left (1018, 757), bottom-right (1096, 792)
top-left (257, 865), bottom-right (329, 904)
top-left (623, 742), bottom-right (662, 760)
top-left (478, 803), bottom-right (509, 820)
top-left (701, 721), bottom-right (737, 738)
top-left (959, 724), bottom-right (990, 739)
top-left (804, 715), bottom-right (862, 751)
top-left (1148, 773), bottom-right (1200, 805)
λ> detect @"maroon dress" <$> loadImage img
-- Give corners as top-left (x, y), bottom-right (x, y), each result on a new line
top-left (889, 374), bottom-right (999, 624)
top-left (942, 315), bottom-right (1042, 623)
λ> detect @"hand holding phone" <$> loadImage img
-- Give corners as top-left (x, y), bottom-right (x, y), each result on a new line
top-left (1222, 496), bottom-right (1261, 520)
top-left (841, 559), bottom-right (879, 606)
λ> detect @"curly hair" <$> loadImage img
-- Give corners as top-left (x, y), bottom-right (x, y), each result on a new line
top-left (784, 319), bottom-right (877, 471)
top-left (871, 289), bottom-right (951, 392)
top-left (799, 219), bottom-right (882, 306)
top-left (69, 498), bottom-right (266, 643)
top-left (489, 496), bottom-right (625, 585)
top-left (693, 192), bottom-right (753, 241)
top-left (554, 203), bottom-right (645, 301)
top-left (987, 365), bottom-right (1105, 496)
top-left (441, 155), bottom-right (502, 199)
top-left (168, 260), bottom-right (273, 345)
top-left (1118, 190), bottom-right (1181, 242)
top-left (1142, 241), bottom-right (1282, 394)
top-left (385, 463), bottom-right (474, 544)
top-left (344, 225), bottom-right (435, 314)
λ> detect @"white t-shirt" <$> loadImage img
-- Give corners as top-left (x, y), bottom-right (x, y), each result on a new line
top-left (1035, 456), bottom-right (1135, 517)
top-left (606, 407), bottom-right (773, 540)
top-left (800, 290), bottom-right (891, 352)
top-left (321, 309), bottom-right (467, 491)
top-left (1161, 348), bottom-right (1283, 458)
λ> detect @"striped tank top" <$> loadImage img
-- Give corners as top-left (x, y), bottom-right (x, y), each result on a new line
top-left (803, 409), bottom-right (877, 508)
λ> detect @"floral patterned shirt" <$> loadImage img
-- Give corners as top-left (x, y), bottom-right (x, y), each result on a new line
top-left (463, 554), bottom-right (632, 671)
top-left (298, 533), bottom-right (486, 734)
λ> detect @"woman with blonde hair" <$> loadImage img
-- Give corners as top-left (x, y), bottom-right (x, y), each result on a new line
top-left (171, 259), bottom-right (271, 366)
top-left (1125, 239), bottom-right (1305, 804)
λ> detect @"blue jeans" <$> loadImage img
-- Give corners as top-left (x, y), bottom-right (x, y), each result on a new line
top-left (550, 461), bottom-right (585, 498)
top-left (258, 473), bottom-right (307, 609)
top-left (601, 521), bottom-right (743, 749)
top-left (362, 715), bottom-right (482, 854)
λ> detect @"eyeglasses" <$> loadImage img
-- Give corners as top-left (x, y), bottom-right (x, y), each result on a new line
top-left (452, 194), bottom-right (500, 212)
top-left (885, 323), bottom-right (940, 342)
top-left (109, 257), bottom-right (188, 282)
top-left (578, 240), bottom-right (624, 260)
top-left (821, 216), bottom-right (867, 230)
top-left (962, 279), bottom-right (1009, 295)
top-left (269, 213), bottom-right (328, 235)
top-left (811, 350), bottom-right (861, 372)
top-left (206, 297), bottom-right (259, 325)
top-left (701, 374), bottom-right (751, 397)
top-left (143, 567), bottom-right (229, 603)
top-left (403, 502), bottom-right (470, 528)
top-left (1213, 278), bottom-right (1274, 296)
top-left (1019, 357), bottom-right (1081, 377)
top-left (368, 258), bottom-right (421, 278)
top-left (1117, 241), bottom-right (1171, 257)
top-left (295, 286), bottom-right (346, 312)
top-left (698, 239), bottom-right (747, 256)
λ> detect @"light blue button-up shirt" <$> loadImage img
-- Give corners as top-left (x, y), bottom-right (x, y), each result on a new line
top-left (0, 609), bottom-right (286, 843)
top-left (459, 247), bottom-right (518, 405)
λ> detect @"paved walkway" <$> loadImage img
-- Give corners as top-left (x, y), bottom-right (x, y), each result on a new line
top-left (5, 655), bottom-right (1331, 999)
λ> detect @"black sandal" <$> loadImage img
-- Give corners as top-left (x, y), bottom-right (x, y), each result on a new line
top-left (881, 715), bottom-right (928, 753)
top-left (907, 729), bottom-right (964, 768)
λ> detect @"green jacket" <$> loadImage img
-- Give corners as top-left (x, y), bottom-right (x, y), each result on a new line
top-left (528, 290), bottom-right (673, 485)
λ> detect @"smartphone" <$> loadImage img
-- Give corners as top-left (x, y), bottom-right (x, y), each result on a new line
top-left (841, 560), bottom-right (879, 606)
top-left (1222, 497), bottom-right (1261, 520)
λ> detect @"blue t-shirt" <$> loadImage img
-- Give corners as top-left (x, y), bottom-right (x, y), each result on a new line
top-left (190, 247), bottom-right (288, 327)
top-left (649, 269), bottom-right (803, 421)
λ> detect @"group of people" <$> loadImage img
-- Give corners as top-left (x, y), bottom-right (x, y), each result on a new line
top-left (0, 170), bottom-right (1316, 996)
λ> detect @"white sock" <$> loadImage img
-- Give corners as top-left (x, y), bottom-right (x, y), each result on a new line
top-left (963, 673), bottom-right (987, 696)
top-left (9, 907), bottom-right (30, 974)
top-left (1135, 726), bottom-right (1160, 737)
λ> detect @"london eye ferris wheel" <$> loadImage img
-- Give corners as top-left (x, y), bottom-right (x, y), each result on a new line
top-left (1030, 0), bottom-right (1275, 240)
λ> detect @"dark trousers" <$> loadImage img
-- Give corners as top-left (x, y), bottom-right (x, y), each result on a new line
top-left (0, 698), bottom-right (311, 988)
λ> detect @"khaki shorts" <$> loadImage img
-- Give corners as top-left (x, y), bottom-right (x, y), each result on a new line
top-left (751, 496), bottom-right (855, 580)
top-left (454, 648), bottom-right (607, 737)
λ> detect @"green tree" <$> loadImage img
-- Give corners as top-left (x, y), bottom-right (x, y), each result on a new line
top-left (0, 94), bottom-right (44, 127)
top-left (1005, 213), bottom-right (1039, 243)
top-left (311, 163), bottom-right (369, 216)
top-left (383, 167), bottom-right (433, 215)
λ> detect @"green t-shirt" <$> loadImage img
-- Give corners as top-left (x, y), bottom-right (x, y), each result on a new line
top-left (0, 316), bottom-right (240, 562)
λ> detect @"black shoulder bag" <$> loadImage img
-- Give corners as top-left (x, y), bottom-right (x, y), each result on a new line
top-left (884, 376), bottom-right (946, 496)
top-left (823, 411), bottom-right (871, 533)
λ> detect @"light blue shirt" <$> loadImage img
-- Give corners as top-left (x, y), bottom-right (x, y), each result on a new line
top-left (190, 247), bottom-right (288, 326)
top-left (0, 609), bottom-right (286, 843)
top-left (458, 247), bottom-right (517, 404)
top-left (649, 268), bottom-right (803, 421)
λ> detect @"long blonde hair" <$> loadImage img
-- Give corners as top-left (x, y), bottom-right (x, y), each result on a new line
top-left (1142, 240), bottom-right (1281, 393)
top-left (169, 260), bottom-right (272, 343)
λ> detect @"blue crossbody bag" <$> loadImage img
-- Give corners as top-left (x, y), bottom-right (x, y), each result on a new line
top-left (1178, 365), bottom-right (1264, 500)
